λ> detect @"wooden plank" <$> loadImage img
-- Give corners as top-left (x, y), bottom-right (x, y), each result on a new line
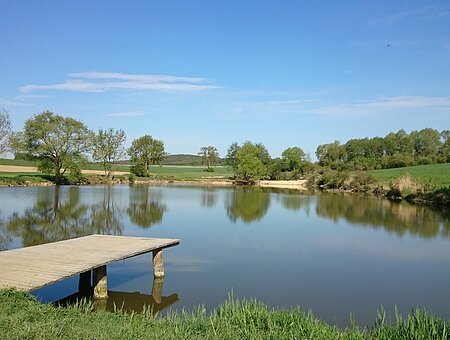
top-left (0, 235), bottom-right (180, 292)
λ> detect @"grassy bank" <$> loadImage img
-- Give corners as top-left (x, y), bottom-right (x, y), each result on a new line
top-left (0, 290), bottom-right (448, 340)
top-left (371, 163), bottom-right (450, 188)
top-left (306, 163), bottom-right (450, 206)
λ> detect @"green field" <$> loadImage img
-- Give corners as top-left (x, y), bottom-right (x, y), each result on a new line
top-left (371, 163), bottom-right (450, 188)
top-left (0, 158), bottom-right (36, 167)
top-left (147, 165), bottom-right (232, 179)
top-left (0, 158), bottom-right (232, 181)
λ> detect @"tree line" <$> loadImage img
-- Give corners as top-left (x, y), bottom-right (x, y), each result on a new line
top-left (0, 110), bottom-right (312, 184)
top-left (1, 110), bottom-right (449, 184)
top-left (1, 110), bottom-right (167, 184)
top-left (316, 128), bottom-right (450, 170)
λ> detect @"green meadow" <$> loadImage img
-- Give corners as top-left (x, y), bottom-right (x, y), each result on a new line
top-left (371, 163), bottom-right (450, 188)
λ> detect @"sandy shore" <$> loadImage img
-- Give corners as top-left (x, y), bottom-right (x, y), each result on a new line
top-left (134, 179), bottom-right (309, 190)
top-left (258, 180), bottom-right (308, 190)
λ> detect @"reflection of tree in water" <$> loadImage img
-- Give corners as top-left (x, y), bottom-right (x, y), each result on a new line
top-left (279, 192), bottom-right (313, 215)
top-left (7, 186), bottom-right (123, 247)
top-left (0, 213), bottom-right (12, 250)
top-left (127, 186), bottom-right (166, 228)
top-left (87, 186), bottom-right (123, 235)
top-left (226, 187), bottom-right (271, 223)
top-left (315, 193), bottom-right (450, 239)
top-left (200, 187), bottom-right (217, 208)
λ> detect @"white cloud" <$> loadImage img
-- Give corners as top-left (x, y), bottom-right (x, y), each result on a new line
top-left (0, 97), bottom-right (33, 107)
top-left (20, 71), bottom-right (218, 93)
top-left (104, 111), bottom-right (145, 117)
top-left (312, 96), bottom-right (450, 117)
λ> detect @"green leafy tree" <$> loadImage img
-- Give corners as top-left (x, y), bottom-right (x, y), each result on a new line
top-left (234, 141), bottom-right (270, 182)
top-left (198, 145), bottom-right (219, 171)
top-left (411, 128), bottom-right (441, 163)
top-left (225, 142), bottom-right (240, 175)
top-left (92, 128), bottom-right (126, 178)
top-left (316, 141), bottom-right (345, 169)
top-left (0, 109), bottom-right (12, 155)
top-left (128, 135), bottom-right (166, 176)
top-left (439, 130), bottom-right (450, 163)
top-left (12, 111), bottom-right (92, 184)
top-left (281, 146), bottom-right (307, 171)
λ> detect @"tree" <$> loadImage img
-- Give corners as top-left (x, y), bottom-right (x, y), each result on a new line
top-left (438, 130), bottom-right (450, 163)
top-left (0, 109), bottom-right (12, 155)
top-left (411, 128), bottom-right (441, 163)
top-left (13, 111), bottom-right (92, 184)
top-left (316, 141), bottom-right (345, 169)
top-left (198, 146), bottom-right (219, 171)
top-left (225, 142), bottom-right (240, 176)
top-left (128, 135), bottom-right (166, 176)
top-left (281, 146), bottom-right (307, 171)
top-left (234, 141), bottom-right (270, 182)
top-left (92, 128), bottom-right (126, 178)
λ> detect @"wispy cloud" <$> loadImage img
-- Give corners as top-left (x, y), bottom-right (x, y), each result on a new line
top-left (20, 71), bottom-right (218, 93)
top-left (104, 111), bottom-right (145, 117)
top-left (0, 97), bottom-right (34, 107)
top-left (313, 96), bottom-right (450, 117)
top-left (369, 5), bottom-right (450, 26)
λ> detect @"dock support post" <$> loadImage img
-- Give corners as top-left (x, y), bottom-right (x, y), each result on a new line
top-left (152, 249), bottom-right (164, 278)
top-left (78, 270), bottom-right (92, 292)
top-left (93, 265), bottom-right (108, 299)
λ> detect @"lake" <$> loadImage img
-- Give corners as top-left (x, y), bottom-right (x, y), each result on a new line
top-left (1, 184), bottom-right (449, 327)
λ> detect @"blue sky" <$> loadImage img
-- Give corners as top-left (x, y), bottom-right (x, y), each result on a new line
top-left (1, 0), bottom-right (449, 158)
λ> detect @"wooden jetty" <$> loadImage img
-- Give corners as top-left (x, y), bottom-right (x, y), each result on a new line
top-left (0, 235), bottom-right (180, 299)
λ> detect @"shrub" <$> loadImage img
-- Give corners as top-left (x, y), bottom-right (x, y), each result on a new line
top-left (130, 163), bottom-right (150, 177)
top-left (387, 173), bottom-right (436, 200)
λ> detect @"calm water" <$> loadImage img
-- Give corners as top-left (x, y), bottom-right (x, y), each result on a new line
top-left (1, 185), bottom-right (449, 327)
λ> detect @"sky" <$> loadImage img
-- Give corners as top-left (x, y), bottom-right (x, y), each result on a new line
top-left (1, 0), bottom-right (450, 158)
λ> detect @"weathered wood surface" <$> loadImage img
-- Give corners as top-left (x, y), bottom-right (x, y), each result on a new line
top-left (0, 235), bottom-right (180, 292)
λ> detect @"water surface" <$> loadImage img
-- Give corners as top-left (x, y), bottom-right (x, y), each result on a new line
top-left (1, 185), bottom-right (449, 327)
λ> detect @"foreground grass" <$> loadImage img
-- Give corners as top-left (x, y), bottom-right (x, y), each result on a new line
top-left (0, 290), bottom-right (448, 340)
top-left (371, 163), bottom-right (450, 188)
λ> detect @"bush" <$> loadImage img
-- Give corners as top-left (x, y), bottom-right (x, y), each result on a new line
top-left (130, 163), bottom-right (150, 177)
top-left (386, 173), bottom-right (435, 200)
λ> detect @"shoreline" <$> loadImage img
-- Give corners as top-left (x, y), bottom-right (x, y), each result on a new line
top-left (0, 174), bottom-right (309, 191)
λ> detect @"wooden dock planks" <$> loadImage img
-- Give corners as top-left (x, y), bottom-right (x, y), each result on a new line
top-left (0, 235), bottom-right (180, 292)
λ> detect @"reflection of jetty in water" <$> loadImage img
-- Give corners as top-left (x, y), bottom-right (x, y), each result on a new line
top-left (56, 276), bottom-right (178, 315)
top-left (315, 193), bottom-right (450, 239)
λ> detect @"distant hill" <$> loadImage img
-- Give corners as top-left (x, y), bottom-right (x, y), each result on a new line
top-left (7, 154), bottom-right (222, 167)
top-left (162, 154), bottom-right (205, 166)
